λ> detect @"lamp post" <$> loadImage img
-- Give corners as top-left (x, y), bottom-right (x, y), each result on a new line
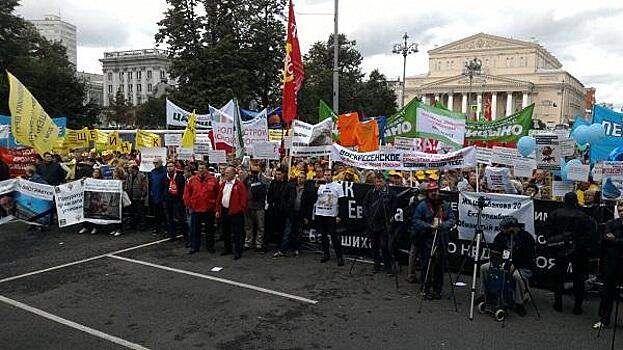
top-left (463, 57), bottom-right (482, 120)
top-left (392, 32), bottom-right (418, 108)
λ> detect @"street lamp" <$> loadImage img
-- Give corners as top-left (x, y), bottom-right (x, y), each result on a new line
top-left (463, 57), bottom-right (482, 120)
top-left (393, 32), bottom-right (418, 107)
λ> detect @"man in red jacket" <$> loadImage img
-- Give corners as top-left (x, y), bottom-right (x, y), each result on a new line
top-left (216, 166), bottom-right (248, 260)
top-left (183, 162), bottom-right (220, 254)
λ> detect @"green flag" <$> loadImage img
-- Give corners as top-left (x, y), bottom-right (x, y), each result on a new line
top-left (383, 97), bottom-right (419, 143)
top-left (465, 103), bottom-right (534, 143)
top-left (319, 99), bottom-right (337, 121)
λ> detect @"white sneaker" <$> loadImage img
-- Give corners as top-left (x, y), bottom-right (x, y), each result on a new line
top-left (592, 321), bottom-right (608, 330)
top-left (90, 228), bottom-right (98, 235)
top-left (114, 231), bottom-right (123, 237)
top-left (78, 228), bottom-right (88, 234)
top-left (109, 230), bottom-right (116, 236)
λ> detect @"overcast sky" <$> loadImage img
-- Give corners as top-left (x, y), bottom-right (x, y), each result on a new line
top-left (16, 0), bottom-right (623, 106)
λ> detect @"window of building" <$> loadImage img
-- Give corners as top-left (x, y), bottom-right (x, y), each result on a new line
top-left (160, 70), bottom-right (166, 79)
top-left (446, 61), bottom-right (450, 69)
top-left (128, 71), bottom-right (133, 80)
top-left (137, 96), bottom-right (142, 105)
top-left (137, 84), bottom-right (142, 92)
top-left (119, 71), bottom-right (124, 80)
top-left (147, 70), bottom-right (152, 79)
top-left (128, 84), bottom-right (133, 93)
top-left (128, 95), bottom-right (133, 103)
top-left (147, 84), bottom-right (153, 92)
top-left (108, 85), bottom-right (113, 94)
top-left (107, 72), bottom-right (112, 81)
top-left (137, 71), bottom-right (142, 80)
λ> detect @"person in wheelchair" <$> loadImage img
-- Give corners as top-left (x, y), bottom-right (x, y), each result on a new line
top-left (479, 216), bottom-right (536, 317)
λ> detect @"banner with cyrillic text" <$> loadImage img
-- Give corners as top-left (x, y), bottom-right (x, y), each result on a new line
top-left (54, 180), bottom-right (84, 228)
top-left (83, 178), bottom-right (122, 225)
top-left (166, 99), bottom-right (211, 129)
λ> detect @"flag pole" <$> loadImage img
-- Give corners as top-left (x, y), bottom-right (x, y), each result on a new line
top-left (332, 0), bottom-right (339, 114)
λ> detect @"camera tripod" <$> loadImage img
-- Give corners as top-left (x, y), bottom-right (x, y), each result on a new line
top-left (596, 284), bottom-right (622, 350)
top-left (417, 214), bottom-right (459, 314)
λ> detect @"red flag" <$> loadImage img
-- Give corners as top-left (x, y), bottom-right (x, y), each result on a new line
top-left (282, 0), bottom-right (304, 125)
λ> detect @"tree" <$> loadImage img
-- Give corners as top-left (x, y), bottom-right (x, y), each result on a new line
top-left (297, 34), bottom-right (396, 122)
top-left (0, 0), bottom-right (100, 128)
top-left (155, 0), bottom-right (286, 111)
top-left (135, 96), bottom-right (167, 128)
top-left (106, 89), bottom-right (132, 128)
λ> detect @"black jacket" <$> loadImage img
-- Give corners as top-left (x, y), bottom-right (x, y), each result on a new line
top-left (300, 180), bottom-right (318, 220)
top-left (603, 218), bottom-right (623, 277)
top-left (492, 229), bottom-right (536, 271)
top-left (161, 172), bottom-right (186, 202)
top-left (267, 179), bottom-right (294, 214)
top-left (36, 162), bottom-right (67, 186)
top-left (546, 205), bottom-right (596, 254)
top-left (75, 163), bottom-right (94, 179)
top-left (362, 185), bottom-right (397, 232)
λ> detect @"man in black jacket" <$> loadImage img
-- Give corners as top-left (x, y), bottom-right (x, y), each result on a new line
top-left (243, 163), bottom-right (269, 251)
top-left (266, 167), bottom-right (293, 249)
top-left (546, 192), bottom-right (595, 315)
top-left (480, 216), bottom-right (536, 316)
top-left (162, 161), bottom-right (186, 242)
top-left (363, 174), bottom-right (397, 274)
top-left (36, 152), bottom-right (67, 186)
top-left (593, 202), bottom-right (623, 329)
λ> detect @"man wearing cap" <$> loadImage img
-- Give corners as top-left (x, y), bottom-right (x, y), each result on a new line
top-left (412, 181), bottom-right (455, 299)
top-left (479, 216), bottom-right (536, 316)
top-left (387, 170), bottom-right (404, 186)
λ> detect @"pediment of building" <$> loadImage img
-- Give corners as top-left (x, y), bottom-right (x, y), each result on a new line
top-left (418, 74), bottom-right (534, 91)
top-left (429, 33), bottom-right (535, 55)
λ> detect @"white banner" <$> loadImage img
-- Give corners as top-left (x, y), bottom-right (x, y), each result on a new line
top-left (567, 163), bottom-right (590, 182)
top-left (164, 133), bottom-right (181, 147)
top-left (166, 99), bottom-right (211, 128)
top-left (330, 143), bottom-right (476, 171)
top-left (602, 161), bottom-right (623, 201)
top-left (484, 166), bottom-right (515, 193)
top-left (83, 178), bottom-right (122, 224)
top-left (291, 119), bottom-right (333, 156)
top-left (13, 179), bottom-right (55, 225)
top-left (0, 124), bottom-right (9, 140)
top-left (394, 136), bottom-right (439, 153)
top-left (139, 147), bottom-right (167, 172)
top-left (252, 141), bottom-right (280, 160)
top-left (535, 134), bottom-right (560, 170)
top-left (210, 103), bottom-right (235, 148)
top-left (0, 178), bottom-right (16, 195)
top-left (54, 180), bottom-right (84, 228)
top-left (241, 109), bottom-right (268, 150)
top-left (176, 147), bottom-right (194, 161)
top-left (415, 106), bottom-right (465, 149)
top-left (208, 149), bottom-right (227, 164)
top-left (458, 192), bottom-right (535, 243)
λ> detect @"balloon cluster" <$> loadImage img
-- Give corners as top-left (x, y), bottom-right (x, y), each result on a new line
top-left (571, 124), bottom-right (605, 148)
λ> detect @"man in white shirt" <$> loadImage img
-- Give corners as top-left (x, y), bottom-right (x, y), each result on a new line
top-left (315, 168), bottom-right (346, 266)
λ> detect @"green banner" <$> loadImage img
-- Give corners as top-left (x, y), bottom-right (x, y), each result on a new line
top-left (465, 103), bottom-right (534, 143)
top-left (319, 99), bottom-right (337, 122)
top-left (384, 98), bottom-right (418, 143)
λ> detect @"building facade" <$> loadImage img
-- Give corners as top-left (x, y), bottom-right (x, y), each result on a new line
top-left (76, 72), bottom-right (104, 106)
top-left (29, 15), bottom-right (77, 66)
top-left (99, 49), bottom-right (174, 107)
top-left (402, 33), bottom-right (585, 127)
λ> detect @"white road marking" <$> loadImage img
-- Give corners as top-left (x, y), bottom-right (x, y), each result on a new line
top-left (0, 238), bottom-right (171, 284)
top-left (0, 294), bottom-right (150, 350)
top-left (107, 254), bottom-right (319, 305)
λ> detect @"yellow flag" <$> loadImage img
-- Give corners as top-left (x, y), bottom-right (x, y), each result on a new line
top-left (7, 71), bottom-right (60, 155)
top-left (93, 129), bottom-right (110, 152)
top-left (136, 129), bottom-right (161, 148)
top-left (181, 110), bottom-right (197, 148)
top-left (107, 131), bottom-right (121, 151)
top-left (120, 141), bottom-right (133, 154)
top-left (53, 137), bottom-right (69, 154)
top-left (64, 127), bottom-right (90, 149)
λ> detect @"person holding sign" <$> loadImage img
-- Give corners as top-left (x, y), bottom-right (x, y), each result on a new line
top-left (314, 168), bottom-right (346, 266)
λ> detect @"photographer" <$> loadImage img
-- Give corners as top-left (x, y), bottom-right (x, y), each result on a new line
top-left (412, 182), bottom-right (455, 300)
top-left (592, 201), bottom-right (623, 329)
top-left (480, 216), bottom-right (535, 317)
top-left (362, 174), bottom-right (397, 274)
top-left (546, 192), bottom-right (595, 315)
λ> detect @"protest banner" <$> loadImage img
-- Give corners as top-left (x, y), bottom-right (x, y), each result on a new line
top-left (484, 166), bottom-right (515, 193)
top-left (208, 149), bottom-right (227, 164)
top-left (54, 180), bottom-right (84, 228)
top-left (590, 105), bottom-right (623, 162)
top-left (138, 147), bottom-right (167, 172)
top-left (601, 161), bottom-right (623, 201)
top-left (176, 147), bottom-right (194, 161)
top-left (394, 136), bottom-right (439, 153)
top-left (10, 178), bottom-right (55, 226)
top-left (83, 178), bottom-right (122, 224)
top-left (457, 192), bottom-right (534, 243)
top-left (0, 147), bottom-right (38, 177)
top-left (210, 102), bottom-right (235, 151)
top-left (535, 134), bottom-right (560, 170)
top-left (241, 109), bottom-right (268, 151)
top-left (166, 98), bottom-right (211, 129)
top-left (567, 162), bottom-right (590, 182)
top-left (465, 104), bottom-right (534, 144)
top-left (291, 118), bottom-right (333, 156)
top-left (475, 147), bottom-right (493, 165)
top-left (63, 127), bottom-right (90, 149)
top-left (135, 130), bottom-right (161, 148)
top-left (415, 101), bottom-right (466, 149)
top-left (252, 141), bottom-right (280, 160)
top-left (164, 133), bottom-right (182, 147)
top-left (7, 72), bottom-right (60, 155)
top-left (552, 181), bottom-right (574, 198)
top-left (330, 143), bottom-right (476, 171)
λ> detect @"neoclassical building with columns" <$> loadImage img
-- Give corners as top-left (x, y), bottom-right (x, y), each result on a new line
top-left (401, 33), bottom-right (586, 127)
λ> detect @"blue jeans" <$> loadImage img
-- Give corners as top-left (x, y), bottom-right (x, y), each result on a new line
top-left (280, 212), bottom-right (301, 253)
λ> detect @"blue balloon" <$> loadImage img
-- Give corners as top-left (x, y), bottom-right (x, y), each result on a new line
top-left (560, 166), bottom-right (568, 181)
top-left (573, 125), bottom-right (590, 145)
top-left (517, 136), bottom-right (536, 157)
top-left (587, 123), bottom-right (605, 144)
top-left (608, 145), bottom-right (623, 161)
top-left (567, 159), bottom-right (582, 167)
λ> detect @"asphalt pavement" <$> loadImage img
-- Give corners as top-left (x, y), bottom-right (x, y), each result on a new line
top-left (0, 223), bottom-right (619, 350)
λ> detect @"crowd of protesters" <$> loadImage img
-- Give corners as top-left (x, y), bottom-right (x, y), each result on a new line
top-left (0, 149), bottom-right (621, 330)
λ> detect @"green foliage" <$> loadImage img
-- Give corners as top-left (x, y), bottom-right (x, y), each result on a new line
top-left (106, 88), bottom-right (132, 128)
top-left (135, 96), bottom-right (167, 128)
top-left (156, 0), bottom-right (286, 111)
top-left (0, 0), bottom-right (100, 128)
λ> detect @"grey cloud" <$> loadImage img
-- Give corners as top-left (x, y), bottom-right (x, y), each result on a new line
top-left (351, 12), bottom-right (453, 57)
